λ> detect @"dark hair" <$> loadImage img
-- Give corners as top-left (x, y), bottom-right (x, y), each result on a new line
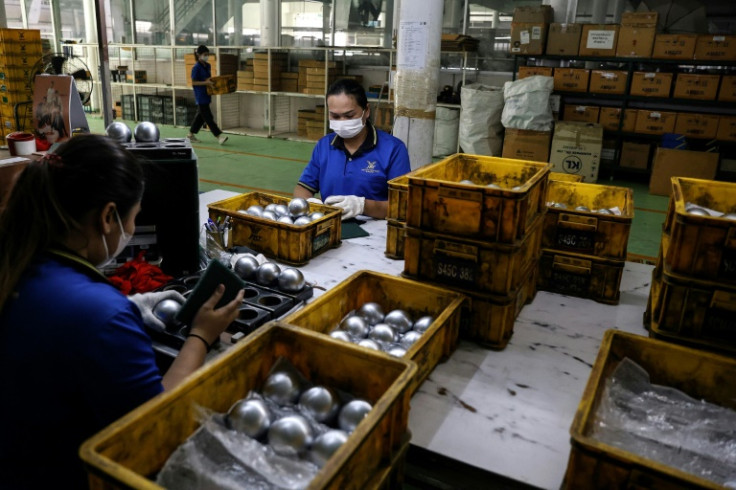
top-left (195, 45), bottom-right (210, 61)
top-left (327, 78), bottom-right (368, 109)
top-left (0, 134), bottom-right (144, 311)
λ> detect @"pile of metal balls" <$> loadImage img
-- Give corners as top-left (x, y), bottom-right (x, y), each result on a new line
top-left (237, 198), bottom-right (324, 226)
top-left (329, 302), bottom-right (434, 357)
top-left (459, 179), bottom-right (523, 191)
top-left (547, 201), bottom-right (617, 215)
top-left (226, 368), bottom-right (373, 467)
top-left (233, 256), bottom-right (306, 293)
top-left (686, 202), bottom-right (736, 220)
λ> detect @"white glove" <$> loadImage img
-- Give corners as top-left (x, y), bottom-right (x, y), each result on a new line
top-left (324, 195), bottom-right (365, 220)
top-left (307, 197), bottom-right (323, 205)
top-left (230, 252), bottom-right (269, 269)
top-left (129, 290), bottom-right (186, 332)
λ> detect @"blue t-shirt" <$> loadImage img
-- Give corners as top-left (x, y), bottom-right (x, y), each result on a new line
top-left (298, 123), bottom-right (411, 202)
top-left (191, 61), bottom-right (212, 105)
top-left (0, 251), bottom-right (164, 489)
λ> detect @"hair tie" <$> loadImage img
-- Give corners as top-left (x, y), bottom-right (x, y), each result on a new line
top-left (43, 153), bottom-right (64, 168)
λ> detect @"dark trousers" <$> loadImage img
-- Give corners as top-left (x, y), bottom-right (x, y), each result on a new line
top-left (189, 104), bottom-right (222, 137)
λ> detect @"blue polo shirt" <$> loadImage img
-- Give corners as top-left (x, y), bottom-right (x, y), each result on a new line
top-left (298, 122), bottom-right (410, 202)
top-left (0, 250), bottom-right (164, 489)
top-left (191, 61), bottom-right (212, 105)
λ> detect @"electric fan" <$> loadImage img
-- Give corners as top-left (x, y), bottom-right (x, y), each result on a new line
top-left (29, 52), bottom-right (94, 105)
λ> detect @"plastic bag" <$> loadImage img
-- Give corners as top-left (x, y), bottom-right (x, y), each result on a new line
top-left (458, 83), bottom-right (504, 156)
top-left (501, 76), bottom-right (554, 131)
top-left (433, 107), bottom-right (460, 157)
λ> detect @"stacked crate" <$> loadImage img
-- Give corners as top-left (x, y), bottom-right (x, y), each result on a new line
top-left (401, 154), bottom-right (551, 349)
top-left (0, 29), bottom-right (41, 143)
top-left (253, 52), bottom-right (287, 92)
top-left (298, 60), bottom-right (344, 95)
top-left (298, 104), bottom-right (325, 141)
top-left (538, 180), bottom-right (634, 305)
top-left (645, 177), bottom-right (736, 355)
top-left (385, 174), bottom-right (409, 259)
top-left (237, 59), bottom-right (254, 91)
top-left (280, 71), bottom-right (298, 93)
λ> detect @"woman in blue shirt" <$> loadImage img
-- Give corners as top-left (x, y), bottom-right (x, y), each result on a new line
top-left (294, 78), bottom-right (411, 220)
top-left (187, 44), bottom-right (228, 145)
top-left (0, 135), bottom-right (243, 488)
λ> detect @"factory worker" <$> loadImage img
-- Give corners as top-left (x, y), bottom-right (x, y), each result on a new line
top-left (294, 78), bottom-right (411, 220)
top-left (0, 134), bottom-right (244, 489)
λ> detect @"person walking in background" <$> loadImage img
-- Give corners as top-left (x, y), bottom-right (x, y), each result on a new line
top-left (187, 45), bottom-right (228, 145)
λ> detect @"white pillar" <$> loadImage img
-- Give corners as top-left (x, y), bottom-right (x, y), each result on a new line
top-left (229, 0), bottom-right (243, 46)
top-left (491, 9), bottom-right (499, 28)
top-left (260, 0), bottom-right (279, 47)
top-left (393, 0), bottom-right (443, 170)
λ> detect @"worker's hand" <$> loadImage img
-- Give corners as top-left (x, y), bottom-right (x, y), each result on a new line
top-left (307, 197), bottom-right (323, 205)
top-left (129, 290), bottom-right (185, 333)
top-left (324, 195), bottom-right (365, 220)
top-left (189, 284), bottom-right (244, 345)
top-left (205, 78), bottom-right (214, 86)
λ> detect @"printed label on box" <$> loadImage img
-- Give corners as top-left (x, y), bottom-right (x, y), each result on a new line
top-left (532, 26), bottom-right (542, 40)
top-left (520, 30), bottom-right (531, 45)
top-left (587, 30), bottom-right (615, 50)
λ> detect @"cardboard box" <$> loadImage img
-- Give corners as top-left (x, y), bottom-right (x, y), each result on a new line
top-left (206, 75), bottom-right (236, 95)
top-left (634, 110), bottom-right (677, 135)
top-left (672, 73), bottom-right (720, 100)
top-left (674, 113), bottom-right (719, 139)
top-left (616, 25), bottom-right (656, 58)
top-left (125, 70), bottom-right (146, 83)
top-left (598, 107), bottom-right (637, 132)
top-left (630, 72), bottom-right (673, 97)
top-left (579, 24), bottom-right (619, 57)
top-left (649, 148), bottom-right (719, 196)
top-left (501, 128), bottom-right (552, 162)
top-left (518, 66), bottom-right (554, 79)
top-left (620, 141), bottom-right (651, 169)
top-left (621, 11), bottom-right (658, 26)
top-left (510, 23), bottom-right (549, 55)
top-left (553, 68), bottom-right (590, 92)
top-left (563, 105), bottom-right (600, 123)
top-left (694, 35), bottom-right (736, 60)
top-left (719, 75), bottom-right (736, 102)
top-left (512, 5), bottom-right (553, 23)
top-left (589, 70), bottom-right (628, 94)
top-left (717, 116), bottom-right (736, 142)
top-left (549, 121), bottom-right (603, 182)
top-left (652, 34), bottom-right (697, 59)
top-left (546, 23), bottom-right (582, 56)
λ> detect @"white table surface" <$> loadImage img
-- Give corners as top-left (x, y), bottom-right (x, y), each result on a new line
top-left (200, 190), bottom-right (654, 490)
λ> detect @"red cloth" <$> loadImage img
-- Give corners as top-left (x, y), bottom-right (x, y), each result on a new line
top-left (108, 251), bottom-right (173, 295)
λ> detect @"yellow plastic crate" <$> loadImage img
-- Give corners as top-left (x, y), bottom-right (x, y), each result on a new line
top-left (387, 174), bottom-right (409, 221)
top-left (538, 248), bottom-right (625, 305)
top-left (0, 65), bottom-right (34, 82)
top-left (207, 191), bottom-right (342, 265)
top-left (0, 40), bottom-right (42, 57)
top-left (0, 53), bottom-right (40, 68)
top-left (385, 218), bottom-right (405, 260)
top-left (565, 330), bottom-right (736, 490)
top-left (282, 270), bottom-right (467, 395)
top-left (402, 212), bottom-right (542, 296)
top-left (0, 100), bottom-right (31, 120)
top-left (0, 90), bottom-right (32, 106)
top-left (663, 177), bottom-right (736, 283)
top-left (0, 78), bottom-right (32, 93)
top-left (549, 172), bottom-right (584, 182)
top-left (0, 28), bottom-right (41, 43)
top-left (406, 154), bottom-right (551, 243)
top-left (80, 323), bottom-right (417, 490)
top-left (543, 180), bottom-right (634, 260)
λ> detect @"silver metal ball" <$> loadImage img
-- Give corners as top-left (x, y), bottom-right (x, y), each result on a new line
top-left (152, 299), bottom-right (181, 330)
top-left (227, 398), bottom-right (271, 438)
top-left (264, 203), bottom-right (279, 213)
top-left (459, 179), bottom-right (475, 185)
top-left (277, 215), bottom-right (294, 225)
top-left (261, 210), bottom-right (278, 221)
top-left (722, 213), bottom-right (736, 221)
top-left (234, 255), bottom-right (260, 280)
top-left (294, 216), bottom-right (312, 226)
top-left (105, 121), bottom-right (132, 143)
top-left (278, 268), bottom-right (305, 293)
top-left (575, 205), bottom-right (591, 212)
top-left (338, 399), bottom-right (372, 433)
top-left (330, 330), bottom-right (352, 342)
top-left (369, 323), bottom-right (396, 344)
top-left (688, 207), bottom-right (710, 216)
top-left (310, 212), bottom-right (325, 220)
top-left (386, 346), bottom-right (407, 357)
top-left (412, 316), bottom-right (434, 333)
top-left (298, 386), bottom-right (339, 423)
top-left (357, 339), bottom-right (380, 350)
top-left (274, 204), bottom-right (289, 217)
top-left (596, 208), bottom-right (614, 215)
top-left (357, 302), bottom-right (384, 325)
top-left (340, 315), bottom-right (369, 338)
top-left (384, 309), bottom-right (413, 334)
top-left (511, 185), bottom-right (523, 191)
top-left (256, 262), bottom-right (281, 286)
top-left (552, 202), bottom-right (568, 209)
top-left (288, 198), bottom-right (310, 217)
top-left (486, 183), bottom-right (501, 189)
top-left (262, 371), bottom-right (301, 405)
top-left (133, 121), bottom-right (160, 142)
top-left (246, 205), bottom-right (264, 217)
top-left (400, 330), bottom-right (423, 349)
top-left (268, 415), bottom-right (313, 456)
top-left (309, 430), bottom-right (349, 467)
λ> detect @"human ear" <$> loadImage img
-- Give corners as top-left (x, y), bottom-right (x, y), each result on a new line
top-left (100, 202), bottom-right (117, 235)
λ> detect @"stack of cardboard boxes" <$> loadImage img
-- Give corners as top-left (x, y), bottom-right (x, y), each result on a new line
top-left (253, 52), bottom-right (287, 91)
top-left (510, 6), bottom-right (554, 55)
top-left (237, 59), bottom-right (254, 91)
top-left (297, 105), bottom-right (325, 141)
top-left (298, 60), bottom-right (344, 95)
top-left (0, 29), bottom-right (42, 142)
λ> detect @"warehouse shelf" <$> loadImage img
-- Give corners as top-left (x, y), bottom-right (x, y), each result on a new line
top-left (514, 53), bottom-right (736, 68)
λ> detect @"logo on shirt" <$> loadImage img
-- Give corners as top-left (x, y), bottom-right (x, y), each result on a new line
top-left (362, 160), bottom-right (380, 174)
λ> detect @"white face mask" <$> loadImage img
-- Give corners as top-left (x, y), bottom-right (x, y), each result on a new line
top-left (98, 210), bottom-right (133, 268)
top-left (330, 110), bottom-right (365, 139)
top-left (200, 54), bottom-right (209, 63)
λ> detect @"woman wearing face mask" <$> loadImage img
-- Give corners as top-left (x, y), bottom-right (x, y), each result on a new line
top-left (0, 135), bottom-right (244, 489)
top-left (187, 45), bottom-right (228, 145)
top-left (294, 78), bottom-right (410, 220)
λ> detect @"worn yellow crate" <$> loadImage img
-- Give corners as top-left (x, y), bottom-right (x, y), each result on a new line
top-left (0, 40), bottom-right (42, 56)
top-left (543, 180), bottom-right (634, 260)
top-left (663, 177), bottom-right (736, 283)
top-left (0, 53), bottom-right (39, 68)
top-left (0, 90), bottom-right (32, 106)
top-left (387, 174), bottom-right (409, 221)
top-left (208, 191), bottom-right (342, 265)
top-left (406, 154), bottom-right (551, 243)
top-left (283, 270), bottom-right (467, 395)
top-left (80, 323), bottom-right (417, 490)
top-left (0, 65), bottom-right (33, 82)
top-left (549, 172), bottom-right (585, 182)
top-left (403, 212), bottom-right (542, 296)
top-left (0, 101), bottom-right (31, 120)
top-left (365, 432), bottom-right (410, 489)
top-left (565, 330), bottom-right (736, 490)
top-left (0, 28), bottom-right (41, 43)
top-left (0, 78), bottom-right (32, 93)
top-left (385, 218), bottom-right (406, 260)
top-left (538, 249), bottom-right (625, 304)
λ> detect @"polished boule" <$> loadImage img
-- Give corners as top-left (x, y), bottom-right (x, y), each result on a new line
top-left (309, 430), bottom-right (349, 467)
top-left (274, 204), bottom-right (289, 217)
top-left (233, 255), bottom-right (260, 280)
top-left (264, 203), bottom-right (279, 213)
top-left (412, 316), bottom-right (434, 333)
top-left (486, 183), bottom-right (501, 189)
top-left (268, 415), bottom-right (313, 456)
top-left (152, 299), bottom-right (181, 330)
top-left (277, 268), bottom-right (305, 293)
top-left (329, 330), bottom-right (352, 342)
top-left (310, 211), bottom-right (325, 220)
top-left (246, 205), bottom-right (264, 217)
top-left (400, 330), bottom-right (423, 349)
top-left (688, 207), bottom-right (710, 216)
top-left (298, 386), bottom-right (339, 423)
top-left (262, 371), bottom-right (301, 405)
top-left (294, 216), bottom-right (312, 226)
top-left (575, 205), bottom-right (591, 212)
top-left (369, 323), bottom-right (396, 344)
top-left (261, 210), bottom-right (278, 221)
top-left (338, 399), bottom-right (372, 432)
top-left (133, 121), bottom-right (160, 142)
top-left (357, 338), bottom-right (380, 350)
top-left (256, 262), bottom-right (281, 286)
top-left (105, 121), bottom-right (132, 143)
top-left (386, 346), bottom-right (407, 357)
top-left (227, 398), bottom-right (271, 438)
top-left (459, 179), bottom-right (475, 185)
top-left (340, 315), bottom-right (369, 338)
top-left (288, 198), bottom-right (310, 217)
top-left (384, 309), bottom-right (413, 334)
top-left (277, 215), bottom-right (294, 225)
top-left (357, 302), bottom-right (384, 325)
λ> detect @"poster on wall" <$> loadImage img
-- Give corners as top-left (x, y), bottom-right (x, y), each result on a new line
top-left (32, 74), bottom-right (88, 151)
